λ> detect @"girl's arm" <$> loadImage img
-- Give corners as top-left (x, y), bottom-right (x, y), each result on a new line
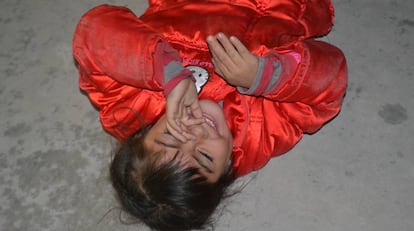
top-left (208, 34), bottom-right (347, 134)
top-left (259, 40), bottom-right (347, 133)
top-left (209, 35), bottom-right (347, 176)
top-left (73, 4), bottom-right (193, 93)
top-left (73, 5), bottom-right (203, 140)
top-left (73, 5), bottom-right (162, 90)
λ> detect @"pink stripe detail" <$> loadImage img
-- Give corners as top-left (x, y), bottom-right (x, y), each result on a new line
top-left (287, 52), bottom-right (301, 64)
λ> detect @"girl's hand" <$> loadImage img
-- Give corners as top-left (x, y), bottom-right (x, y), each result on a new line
top-left (207, 33), bottom-right (258, 88)
top-left (166, 78), bottom-right (204, 142)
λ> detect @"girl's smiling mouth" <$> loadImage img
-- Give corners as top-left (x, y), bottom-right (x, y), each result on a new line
top-left (202, 113), bottom-right (218, 131)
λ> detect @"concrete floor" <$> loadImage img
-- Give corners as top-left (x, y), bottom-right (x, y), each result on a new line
top-left (1, 0), bottom-right (413, 230)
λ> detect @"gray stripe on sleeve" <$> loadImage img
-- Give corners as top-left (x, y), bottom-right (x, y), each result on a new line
top-left (237, 57), bottom-right (265, 95)
top-left (164, 61), bottom-right (185, 84)
top-left (264, 61), bottom-right (282, 93)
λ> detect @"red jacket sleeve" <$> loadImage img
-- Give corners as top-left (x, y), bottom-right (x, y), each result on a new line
top-left (72, 5), bottom-right (196, 141)
top-left (72, 5), bottom-right (172, 141)
top-left (73, 4), bottom-right (165, 91)
top-left (264, 40), bottom-right (348, 133)
top-left (231, 40), bottom-right (347, 177)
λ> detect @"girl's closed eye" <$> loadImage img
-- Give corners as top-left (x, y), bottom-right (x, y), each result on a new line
top-left (193, 155), bottom-right (213, 173)
top-left (199, 150), bottom-right (213, 163)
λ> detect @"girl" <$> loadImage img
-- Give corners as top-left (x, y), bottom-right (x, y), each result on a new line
top-left (73, 0), bottom-right (347, 230)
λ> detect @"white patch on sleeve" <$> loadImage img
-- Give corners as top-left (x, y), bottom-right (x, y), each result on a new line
top-left (185, 65), bottom-right (209, 93)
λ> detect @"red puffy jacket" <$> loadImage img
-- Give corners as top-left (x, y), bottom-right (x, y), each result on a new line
top-left (73, 0), bottom-right (347, 177)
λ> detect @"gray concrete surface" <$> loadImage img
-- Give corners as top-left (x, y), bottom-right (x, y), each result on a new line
top-left (1, 0), bottom-right (413, 230)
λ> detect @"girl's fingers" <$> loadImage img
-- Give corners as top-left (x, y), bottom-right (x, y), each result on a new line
top-left (183, 105), bottom-right (204, 126)
top-left (181, 117), bottom-right (205, 127)
top-left (207, 35), bottom-right (222, 56)
top-left (207, 35), bottom-right (235, 70)
top-left (213, 57), bottom-right (231, 78)
top-left (169, 119), bottom-right (184, 140)
top-left (229, 36), bottom-right (251, 59)
top-left (169, 114), bottom-right (204, 142)
top-left (217, 33), bottom-right (242, 63)
top-left (165, 113), bottom-right (179, 131)
top-left (172, 106), bottom-right (187, 128)
top-left (212, 59), bottom-right (226, 78)
top-left (166, 103), bottom-right (184, 136)
top-left (181, 131), bottom-right (196, 140)
top-left (188, 101), bottom-right (203, 119)
top-left (166, 122), bottom-right (187, 142)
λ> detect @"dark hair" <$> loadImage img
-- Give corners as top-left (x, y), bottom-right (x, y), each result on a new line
top-left (110, 126), bottom-right (236, 231)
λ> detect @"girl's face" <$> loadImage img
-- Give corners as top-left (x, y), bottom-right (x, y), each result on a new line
top-left (144, 100), bottom-right (233, 183)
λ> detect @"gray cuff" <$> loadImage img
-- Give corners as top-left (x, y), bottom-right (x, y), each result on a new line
top-left (164, 61), bottom-right (185, 85)
top-left (265, 61), bottom-right (281, 93)
top-left (237, 57), bottom-right (265, 95)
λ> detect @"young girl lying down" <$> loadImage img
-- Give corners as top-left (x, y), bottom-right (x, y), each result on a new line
top-left (73, 0), bottom-right (347, 230)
